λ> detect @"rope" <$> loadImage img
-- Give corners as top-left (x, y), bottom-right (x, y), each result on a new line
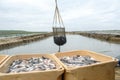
top-left (53, 0), bottom-right (65, 28)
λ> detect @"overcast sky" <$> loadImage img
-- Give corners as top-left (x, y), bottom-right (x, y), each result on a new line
top-left (0, 0), bottom-right (120, 31)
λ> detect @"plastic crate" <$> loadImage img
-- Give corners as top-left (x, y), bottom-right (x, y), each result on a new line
top-left (0, 54), bottom-right (64, 80)
top-left (54, 50), bottom-right (118, 80)
top-left (0, 54), bottom-right (9, 65)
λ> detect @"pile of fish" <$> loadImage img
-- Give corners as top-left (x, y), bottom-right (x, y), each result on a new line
top-left (7, 56), bottom-right (56, 73)
top-left (59, 55), bottom-right (100, 67)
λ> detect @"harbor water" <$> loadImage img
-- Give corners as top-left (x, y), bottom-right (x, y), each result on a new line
top-left (0, 35), bottom-right (120, 58)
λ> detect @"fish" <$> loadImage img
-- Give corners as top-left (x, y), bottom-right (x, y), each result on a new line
top-left (59, 55), bottom-right (100, 67)
top-left (7, 56), bottom-right (56, 73)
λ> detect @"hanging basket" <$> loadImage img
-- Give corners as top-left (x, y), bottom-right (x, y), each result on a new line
top-left (52, 0), bottom-right (67, 52)
top-left (53, 27), bottom-right (66, 46)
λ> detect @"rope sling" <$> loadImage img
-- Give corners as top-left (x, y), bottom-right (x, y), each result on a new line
top-left (52, 0), bottom-right (67, 52)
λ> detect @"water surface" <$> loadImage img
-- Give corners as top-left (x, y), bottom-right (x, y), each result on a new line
top-left (0, 35), bottom-right (120, 58)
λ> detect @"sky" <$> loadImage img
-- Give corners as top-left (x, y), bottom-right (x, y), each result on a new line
top-left (0, 0), bottom-right (120, 31)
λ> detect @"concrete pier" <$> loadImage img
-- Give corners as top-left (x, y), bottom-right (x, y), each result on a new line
top-left (68, 32), bottom-right (120, 43)
top-left (0, 33), bottom-right (52, 50)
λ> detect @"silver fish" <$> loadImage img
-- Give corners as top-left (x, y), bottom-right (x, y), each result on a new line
top-left (7, 56), bottom-right (56, 73)
top-left (59, 55), bottom-right (100, 67)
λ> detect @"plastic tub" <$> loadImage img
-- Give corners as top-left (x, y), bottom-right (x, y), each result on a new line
top-left (0, 54), bottom-right (64, 80)
top-left (54, 50), bottom-right (118, 80)
top-left (0, 54), bottom-right (9, 65)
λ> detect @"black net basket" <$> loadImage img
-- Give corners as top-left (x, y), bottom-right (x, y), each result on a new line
top-left (53, 27), bottom-right (66, 46)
